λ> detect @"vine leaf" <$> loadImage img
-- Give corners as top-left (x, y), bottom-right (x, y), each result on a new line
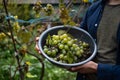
top-left (17, 27), bottom-right (32, 44)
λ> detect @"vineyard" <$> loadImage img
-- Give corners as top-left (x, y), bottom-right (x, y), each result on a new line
top-left (0, 0), bottom-right (95, 80)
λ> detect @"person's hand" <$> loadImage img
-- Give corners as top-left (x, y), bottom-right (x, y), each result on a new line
top-left (35, 37), bottom-right (41, 54)
top-left (68, 61), bottom-right (98, 74)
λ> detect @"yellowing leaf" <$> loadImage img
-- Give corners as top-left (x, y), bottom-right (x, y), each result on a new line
top-left (25, 61), bottom-right (31, 66)
top-left (17, 27), bottom-right (32, 43)
top-left (26, 73), bottom-right (37, 78)
top-left (68, 21), bottom-right (76, 26)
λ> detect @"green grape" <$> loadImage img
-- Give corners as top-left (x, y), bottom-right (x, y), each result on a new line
top-left (52, 35), bottom-right (59, 40)
top-left (79, 49), bottom-right (84, 54)
top-left (67, 58), bottom-right (74, 64)
top-left (47, 50), bottom-right (52, 55)
top-left (82, 42), bottom-right (89, 48)
top-left (63, 55), bottom-right (68, 61)
top-left (62, 38), bottom-right (68, 43)
top-left (54, 58), bottom-right (57, 61)
top-left (72, 43), bottom-right (77, 48)
top-left (59, 54), bottom-right (64, 60)
top-left (43, 48), bottom-right (49, 53)
top-left (67, 41), bottom-right (73, 46)
top-left (76, 50), bottom-right (82, 57)
top-left (62, 49), bottom-right (66, 54)
top-left (70, 46), bottom-right (74, 51)
top-left (59, 44), bottom-right (64, 49)
top-left (51, 49), bottom-right (57, 56)
top-left (74, 38), bottom-right (78, 42)
top-left (67, 37), bottom-right (72, 41)
top-left (53, 40), bottom-right (58, 45)
top-left (74, 46), bottom-right (80, 51)
top-left (46, 35), bottom-right (52, 45)
top-left (62, 33), bottom-right (68, 38)
top-left (64, 45), bottom-right (69, 50)
top-left (43, 45), bottom-right (47, 48)
top-left (59, 35), bottom-right (64, 40)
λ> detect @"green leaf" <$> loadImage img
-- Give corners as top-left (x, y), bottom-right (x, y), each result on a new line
top-left (57, 30), bottom-right (66, 35)
top-left (26, 72), bottom-right (37, 78)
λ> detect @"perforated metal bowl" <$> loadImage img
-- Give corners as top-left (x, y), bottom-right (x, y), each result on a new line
top-left (38, 25), bottom-right (97, 68)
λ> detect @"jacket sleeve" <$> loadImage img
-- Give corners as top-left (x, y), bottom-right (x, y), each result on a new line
top-left (97, 63), bottom-right (120, 80)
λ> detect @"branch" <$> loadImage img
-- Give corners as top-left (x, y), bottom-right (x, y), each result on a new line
top-left (3, 0), bottom-right (24, 80)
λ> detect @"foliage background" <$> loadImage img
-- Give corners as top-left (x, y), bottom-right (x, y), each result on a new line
top-left (0, 2), bottom-right (80, 80)
top-left (0, 0), bottom-right (94, 79)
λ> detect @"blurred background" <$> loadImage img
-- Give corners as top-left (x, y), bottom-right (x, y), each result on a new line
top-left (0, 0), bottom-right (96, 80)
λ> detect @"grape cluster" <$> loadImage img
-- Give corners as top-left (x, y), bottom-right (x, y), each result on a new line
top-left (33, 1), bottom-right (42, 13)
top-left (33, 2), bottom-right (54, 16)
top-left (43, 4), bottom-right (54, 16)
top-left (0, 33), bottom-right (6, 41)
top-left (43, 31), bottom-right (91, 64)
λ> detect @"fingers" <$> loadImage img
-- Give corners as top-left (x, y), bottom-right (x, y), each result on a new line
top-left (68, 66), bottom-right (83, 72)
top-left (35, 37), bottom-right (41, 54)
top-left (67, 68), bottom-right (78, 72)
top-left (35, 44), bottom-right (41, 53)
top-left (68, 67), bottom-right (87, 74)
top-left (35, 37), bottom-right (39, 42)
top-left (68, 61), bottom-right (98, 74)
top-left (69, 66), bottom-right (87, 74)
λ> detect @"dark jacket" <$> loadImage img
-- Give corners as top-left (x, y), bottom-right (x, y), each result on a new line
top-left (77, 0), bottom-right (120, 80)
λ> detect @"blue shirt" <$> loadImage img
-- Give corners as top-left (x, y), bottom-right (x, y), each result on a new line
top-left (77, 0), bottom-right (120, 80)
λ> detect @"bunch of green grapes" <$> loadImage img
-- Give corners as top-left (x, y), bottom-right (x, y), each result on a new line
top-left (43, 4), bottom-right (54, 16)
top-left (59, 7), bottom-right (70, 24)
top-left (59, 6), bottom-right (76, 26)
top-left (13, 16), bottom-right (20, 33)
top-left (0, 32), bottom-right (6, 42)
top-left (33, 1), bottom-right (42, 13)
top-left (43, 31), bottom-right (91, 64)
top-left (33, 1), bottom-right (54, 16)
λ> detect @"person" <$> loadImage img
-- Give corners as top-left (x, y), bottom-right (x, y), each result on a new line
top-left (69, 0), bottom-right (120, 80)
top-left (35, 0), bottom-right (120, 80)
